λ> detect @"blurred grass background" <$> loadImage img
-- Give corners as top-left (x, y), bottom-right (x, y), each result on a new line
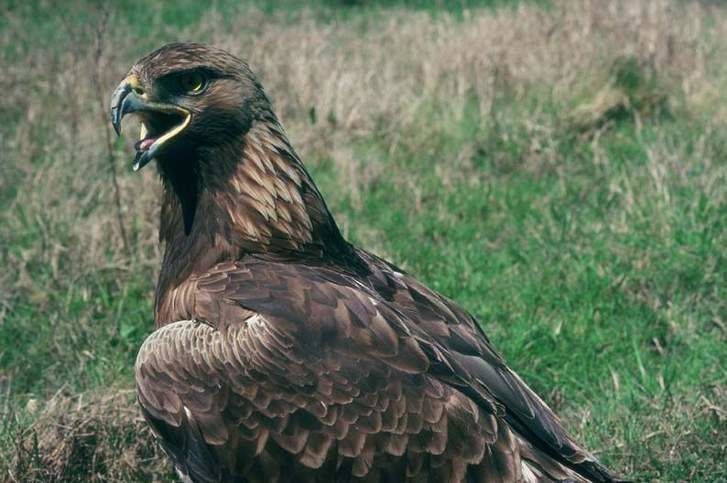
top-left (1, 0), bottom-right (725, 480)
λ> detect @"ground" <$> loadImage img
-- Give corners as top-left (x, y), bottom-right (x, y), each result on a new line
top-left (0, 0), bottom-right (725, 481)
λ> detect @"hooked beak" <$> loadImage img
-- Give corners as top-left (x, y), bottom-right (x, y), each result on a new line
top-left (110, 75), bottom-right (191, 171)
top-left (110, 82), bottom-right (132, 137)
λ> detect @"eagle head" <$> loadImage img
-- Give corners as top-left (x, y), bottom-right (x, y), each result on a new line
top-left (108, 42), bottom-right (346, 252)
top-left (110, 42), bottom-right (270, 172)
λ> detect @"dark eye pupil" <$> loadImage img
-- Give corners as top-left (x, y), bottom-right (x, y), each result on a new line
top-left (183, 74), bottom-right (204, 92)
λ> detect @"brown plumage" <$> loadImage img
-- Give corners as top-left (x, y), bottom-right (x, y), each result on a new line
top-left (111, 43), bottom-right (618, 482)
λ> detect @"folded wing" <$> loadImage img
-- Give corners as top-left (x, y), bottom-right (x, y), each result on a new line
top-left (136, 256), bottom-right (611, 481)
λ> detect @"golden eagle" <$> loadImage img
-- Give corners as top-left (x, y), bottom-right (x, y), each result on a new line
top-left (111, 43), bottom-right (616, 482)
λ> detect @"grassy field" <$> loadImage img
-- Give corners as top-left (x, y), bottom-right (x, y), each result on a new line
top-left (1, 0), bottom-right (725, 480)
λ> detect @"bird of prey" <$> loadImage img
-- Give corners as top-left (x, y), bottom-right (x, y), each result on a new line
top-left (111, 43), bottom-right (616, 482)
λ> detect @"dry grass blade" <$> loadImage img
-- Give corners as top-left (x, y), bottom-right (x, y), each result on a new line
top-left (6, 391), bottom-right (169, 482)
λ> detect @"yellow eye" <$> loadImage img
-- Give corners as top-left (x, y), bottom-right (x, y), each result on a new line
top-left (179, 72), bottom-right (206, 93)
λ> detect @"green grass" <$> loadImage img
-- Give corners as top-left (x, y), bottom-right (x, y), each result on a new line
top-left (1, 0), bottom-right (725, 480)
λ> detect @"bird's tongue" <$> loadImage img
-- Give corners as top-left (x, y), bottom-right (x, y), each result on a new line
top-left (135, 137), bottom-right (157, 152)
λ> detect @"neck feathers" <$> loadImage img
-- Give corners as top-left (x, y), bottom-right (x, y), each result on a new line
top-left (220, 121), bottom-right (330, 251)
top-left (155, 119), bottom-right (351, 320)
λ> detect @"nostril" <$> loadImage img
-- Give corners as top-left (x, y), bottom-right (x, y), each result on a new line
top-left (132, 86), bottom-right (144, 95)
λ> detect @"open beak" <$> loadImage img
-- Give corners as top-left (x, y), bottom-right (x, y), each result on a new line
top-left (110, 76), bottom-right (191, 171)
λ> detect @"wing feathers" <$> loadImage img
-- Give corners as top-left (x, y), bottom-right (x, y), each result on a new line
top-left (137, 255), bottom-right (614, 481)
